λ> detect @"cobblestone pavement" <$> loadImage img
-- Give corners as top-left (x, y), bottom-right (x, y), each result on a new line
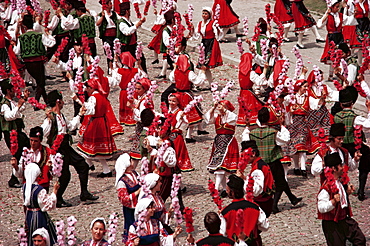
top-left (0, 0), bottom-right (370, 245)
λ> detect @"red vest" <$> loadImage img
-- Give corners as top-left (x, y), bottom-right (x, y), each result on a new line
top-left (326, 13), bottom-right (343, 33)
top-left (174, 69), bottom-right (191, 91)
top-left (250, 158), bottom-right (275, 202)
top-left (92, 93), bottom-right (108, 117)
top-left (118, 67), bottom-right (138, 90)
top-left (308, 85), bottom-right (328, 99)
top-left (354, 1), bottom-right (369, 18)
top-left (22, 146), bottom-right (52, 188)
top-left (317, 146), bottom-right (349, 185)
top-left (317, 181), bottom-right (352, 222)
top-left (289, 95), bottom-right (309, 116)
top-left (197, 20), bottom-right (216, 39)
top-left (215, 115), bottom-right (235, 135)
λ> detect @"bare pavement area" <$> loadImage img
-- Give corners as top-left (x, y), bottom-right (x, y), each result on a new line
top-left (0, 0), bottom-right (370, 245)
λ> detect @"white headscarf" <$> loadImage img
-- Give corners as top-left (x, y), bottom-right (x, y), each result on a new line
top-left (24, 163), bottom-right (41, 206)
top-left (115, 153), bottom-right (131, 187)
top-left (138, 173), bottom-right (160, 200)
top-left (202, 6), bottom-right (213, 17)
top-left (134, 197), bottom-right (153, 220)
top-left (32, 228), bottom-right (50, 246)
top-left (90, 217), bottom-right (107, 230)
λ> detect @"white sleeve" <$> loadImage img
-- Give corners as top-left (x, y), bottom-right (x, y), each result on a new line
top-left (42, 34), bottom-right (56, 48)
top-left (241, 127), bottom-right (250, 142)
top-left (154, 14), bottom-right (166, 25)
top-left (169, 69), bottom-right (175, 82)
top-left (253, 53), bottom-right (266, 66)
top-left (163, 146), bottom-right (177, 167)
top-left (188, 70), bottom-right (206, 86)
top-left (159, 221), bottom-right (174, 246)
top-left (250, 71), bottom-right (266, 86)
top-left (360, 80), bottom-right (370, 99)
top-left (60, 15), bottom-right (79, 30)
top-left (354, 114), bottom-right (370, 128)
top-left (47, 15), bottom-right (60, 31)
top-left (251, 170), bottom-right (264, 197)
top-left (326, 86), bottom-right (339, 102)
top-left (219, 213), bottom-right (227, 236)
top-left (192, 22), bottom-right (201, 40)
top-left (119, 20), bottom-right (137, 35)
top-left (0, 6), bottom-right (12, 21)
top-left (348, 156), bottom-right (359, 171)
top-left (346, 64), bottom-right (357, 85)
top-left (212, 20), bottom-right (223, 41)
top-left (13, 40), bottom-right (21, 55)
top-left (162, 29), bottom-right (170, 47)
top-left (110, 69), bottom-right (122, 87)
top-left (318, 189), bottom-right (335, 213)
top-left (276, 126), bottom-right (290, 146)
top-left (204, 109), bottom-right (217, 125)
top-left (309, 96), bottom-right (321, 110)
top-left (317, 15), bottom-right (328, 28)
top-left (41, 118), bottom-right (52, 139)
top-left (84, 96), bottom-right (97, 115)
top-left (311, 154), bottom-right (324, 176)
top-left (66, 115), bottom-right (81, 131)
top-left (12, 158), bottom-right (24, 179)
top-left (1, 104), bottom-right (20, 121)
top-left (37, 189), bottom-right (57, 212)
top-left (33, 22), bottom-right (43, 33)
top-left (257, 208), bottom-right (269, 232)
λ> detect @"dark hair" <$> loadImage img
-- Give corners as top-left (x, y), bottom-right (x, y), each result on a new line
top-left (141, 108), bottom-right (155, 127)
top-left (338, 43), bottom-right (350, 54)
top-left (22, 15), bottom-right (34, 29)
top-left (180, 37), bottom-right (187, 48)
top-left (341, 101), bottom-right (352, 108)
top-left (258, 107), bottom-right (270, 124)
top-left (269, 37), bottom-right (279, 48)
top-left (204, 212), bottom-right (221, 234)
top-left (258, 18), bottom-right (268, 34)
top-left (240, 141), bottom-right (260, 156)
top-left (92, 219), bottom-right (106, 230)
top-left (1, 80), bottom-right (13, 95)
top-left (227, 174), bottom-right (245, 199)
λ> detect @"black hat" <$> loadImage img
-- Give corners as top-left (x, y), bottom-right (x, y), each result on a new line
top-left (258, 107), bottom-right (270, 124)
top-left (74, 37), bottom-right (83, 46)
top-left (324, 152), bottom-right (342, 167)
top-left (141, 108), bottom-right (155, 127)
top-left (241, 140), bottom-right (258, 151)
top-left (339, 88), bottom-right (353, 103)
top-left (0, 79), bottom-right (12, 95)
top-left (164, 9), bottom-right (175, 24)
top-left (22, 15), bottom-right (34, 29)
top-left (119, 1), bottom-right (130, 14)
top-left (47, 90), bottom-right (63, 106)
top-left (338, 43), bottom-right (350, 54)
top-left (346, 85), bottom-right (358, 104)
top-left (74, 0), bottom-right (85, 10)
top-left (30, 126), bottom-right (43, 140)
top-left (227, 174), bottom-right (244, 190)
top-left (330, 123), bottom-right (345, 137)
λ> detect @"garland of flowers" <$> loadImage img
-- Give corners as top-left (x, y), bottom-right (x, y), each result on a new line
top-left (260, 38), bottom-right (268, 61)
top-left (183, 95), bottom-right (203, 113)
top-left (272, 14), bottom-right (284, 45)
top-left (16, 0), bottom-right (26, 13)
top-left (11, 0), bottom-right (17, 11)
top-left (10, 129), bottom-right (18, 156)
top-left (183, 207), bottom-right (194, 233)
top-left (50, 134), bottom-right (64, 155)
top-left (73, 67), bottom-right (85, 102)
top-left (236, 37), bottom-right (244, 54)
top-left (236, 209), bottom-right (245, 232)
top-left (144, 80), bottom-right (158, 109)
top-left (49, 0), bottom-right (58, 9)
top-left (81, 34), bottom-right (91, 56)
top-left (43, 10), bottom-right (51, 28)
top-left (198, 43), bottom-right (206, 65)
top-left (238, 148), bottom-right (253, 172)
top-left (265, 4), bottom-right (272, 24)
top-left (208, 178), bottom-right (223, 210)
top-left (136, 209), bottom-right (148, 236)
top-left (151, 0), bottom-right (157, 8)
top-left (89, 56), bottom-right (100, 79)
top-left (52, 153), bottom-right (63, 177)
top-left (26, 4), bottom-right (35, 15)
top-left (361, 34), bottom-right (369, 57)
top-left (28, 97), bottom-right (47, 110)
top-left (107, 212), bottom-right (118, 244)
top-left (220, 80), bottom-right (235, 99)
top-left (127, 75), bottom-right (138, 100)
top-left (359, 56), bottom-right (370, 75)
top-left (324, 167), bottom-right (339, 194)
top-left (354, 125), bottom-right (363, 150)
top-left (333, 79), bottom-right (343, 91)
top-left (135, 41), bottom-right (144, 60)
top-left (183, 13), bottom-right (192, 31)
top-left (18, 227), bottom-right (27, 246)
top-left (30, 0), bottom-right (42, 14)
top-left (138, 157), bottom-right (151, 198)
top-left (317, 128), bottom-right (327, 148)
top-left (66, 48), bottom-right (75, 72)
top-left (332, 49), bottom-right (342, 68)
top-left (54, 37), bottom-right (69, 59)
top-left (103, 42), bottom-right (113, 60)
top-left (211, 81), bottom-right (220, 102)
top-left (143, 0), bottom-right (150, 15)
top-left (174, 12), bottom-right (185, 48)
top-left (271, 44), bottom-right (279, 62)
top-left (155, 140), bottom-right (171, 168)
top-left (10, 69), bottom-right (26, 99)
top-left (133, 3), bottom-right (142, 18)
top-left (246, 173), bottom-right (255, 202)
top-left (21, 147), bottom-right (32, 166)
top-left (252, 25), bottom-right (262, 42)
top-left (292, 46), bottom-right (303, 81)
top-left (187, 4), bottom-right (194, 21)
top-left (56, 220), bottom-right (66, 246)
top-left (353, 81), bottom-right (367, 98)
top-left (170, 174), bottom-right (182, 224)
top-left (147, 115), bottom-right (161, 136)
top-left (67, 216), bottom-right (77, 245)
top-left (242, 17), bottom-right (248, 36)
top-left (214, 4), bottom-right (220, 20)
top-left (113, 38), bottom-right (121, 56)
top-left (340, 58), bottom-right (348, 78)
top-left (313, 65), bottom-right (323, 91)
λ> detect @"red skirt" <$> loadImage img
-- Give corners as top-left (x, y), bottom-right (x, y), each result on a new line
top-left (77, 116), bottom-right (117, 157)
top-left (178, 92), bottom-right (203, 125)
top-left (213, 0), bottom-right (240, 28)
top-left (148, 25), bottom-right (165, 54)
top-left (119, 90), bottom-right (136, 126)
top-left (291, 1), bottom-right (316, 32)
top-left (274, 0), bottom-right (294, 24)
top-left (236, 89), bottom-right (264, 126)
top-left (343, 25), bottom-right (362, 48)
top-left (171, 131), bottom-right (194, 172)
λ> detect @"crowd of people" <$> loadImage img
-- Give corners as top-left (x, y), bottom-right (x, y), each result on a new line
top-left (0, 0), bottom-right (369, 245)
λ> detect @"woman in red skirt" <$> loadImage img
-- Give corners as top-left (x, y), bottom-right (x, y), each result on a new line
top-left (274, 0), bottom-right (294, 41)
top-left (192, 7), bottom-right (223, 85)
top-left (204, 100), bottom-right (239, 194)
top-left (291, 0), bottom-right (325, 48)
top-left (212, 0), bottom-right (243, 40)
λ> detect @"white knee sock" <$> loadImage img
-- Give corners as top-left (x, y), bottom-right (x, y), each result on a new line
top-left (311, 25), bottom-right (323, 40)
top-left (297, 33), bottom-right (304, 47)
top-left (100, 159), bottom-right (110, 174)
top-left (186, 125), bottom-right (195, 139)
top-left (205, 69), bottom-right (213, 85)
top-left (283, 164), bottom-right (289, 181)
top-left (299, 152), bottom-right (307, 170)
top-left (215, 171), bottom-right (226, 190)
top-left (292, 154), bottom-right (300, 169)
top-left (160, 59), bottom-right (168, 76)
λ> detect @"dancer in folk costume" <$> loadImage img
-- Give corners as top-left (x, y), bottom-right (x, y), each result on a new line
top-left (317, 153), bottom-right (366, 246)
top-left (306, 69), bottom-right (337, 140)
top-left (274, 0), bottom-right (294, 42)
top-left (96, 0), bottom-right (119, 74)
top-left (0, 25), bottom-right (21, 75)
top-left (212, 0), bottom-right (243, 40)
top-left (318, 1), bottom-right (345, 66)
top-left (168, 54), bottom-right (208, 143)
top-left (236, 52), bottom-right (265, 127)
top-left (128, 77), bottom-right (154, 166)
top-left (82, 218), bottom-right (110, 246)
top-left (286, 79), bottom-right (320, 178)
top-left (23, 163), bottom-right (58, 246)
top-left (127, 198), bottom-right (182, 246)
top-left (31, 228), bottom-right (50, 246)
top-left (192, 7), bottom-right (223, 84)
top-left (204, 100), bottom-right (239, 193)
top-left (291, 0), bottom-right (325, 48)
top-left (77, 78), bottom-right (118, 177)
top-left (115, 153), bottom-right (141, 243)
top-left (113, 51), bottom-right (144, 126)
top-left (353, 0), bottom-right (370, 34)
top-left (311, 123), bottom-right (360, 184)
top-left (168, 93), bottom-right (194, 172)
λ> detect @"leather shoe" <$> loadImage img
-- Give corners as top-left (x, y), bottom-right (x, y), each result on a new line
top-left (272, 207), bottom-right (280, 214)
top-left (46, 75), bottom-right (56, 80)
top-left (80, 193), bottom-right (99, 201)
top-left (155, 75), bottom-right (166, 79)
top-left (293, 168), bottom-right (301, 175)
top-left (185, 138), bottom-right (196, 143)
top-left (197, 130), bottom-right (209, 135)
top-left (56, 200), bottom-right (72, 208)
top-left (236, 34), bottom-right (246, 37)
top-left (220, 190), bottom-right (228, 198)
top-left (296, 44), bottom-right (306, 49)
top-left (301, 170), bottom-right (308, 178)
top-left (151, 59), bottom-right (159, 64)
top-left (89, 165), bottom-right (95, 171)
top-left (358, 194), bottom-right (366, 201)
top-left (316, 38), bottom-right (325, 43)
top-left (97, 171), bottom-right (113, 178)
top-left (9, 183), bottom-right (22, 188)
top-left (291, 197), bottom-right (303, 206)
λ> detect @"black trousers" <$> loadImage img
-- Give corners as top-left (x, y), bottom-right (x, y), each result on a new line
top-left (46, 33), bottom-right (72, 62)
top-left (24, 60), bottom-right (47, 103)
top-left (322, 218), bottom-right (366, 246)
top-left (3, 130), bottom-right (30, 186)
top-left (56, 137), bottom-right (89, 201)
top-left (268, 160), bottom-right (297, 207)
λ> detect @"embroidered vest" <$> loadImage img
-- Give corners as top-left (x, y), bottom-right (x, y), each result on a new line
top-left (354, 1), bottom-right (369, 18)
top-left (249, 127), bottom-right (283, 163)
top-left (0, 97), bottom-right (25, 131)
top-left (98, 11), bottom-right (118, 39)
top-left (251, 158), bottom-right (275, 201)
top-left (215, 114), bottom-right (235, 135)
top-left (19, 31), bottom-right (46, 58)
top-left (317, 146), bottom-right (349, 184)
top-left (46, 112), bottom-right (72, 147)
top-left (116, 18), bottom-right (137, 45)
top-left (73, 15), bottom-right (96, 39)
top-left (334, 109), bottom-right (356, 144)
top-left (326, 13), bottom-right (343, 33)
top-left (52, 18), bottom-right (69, 36)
